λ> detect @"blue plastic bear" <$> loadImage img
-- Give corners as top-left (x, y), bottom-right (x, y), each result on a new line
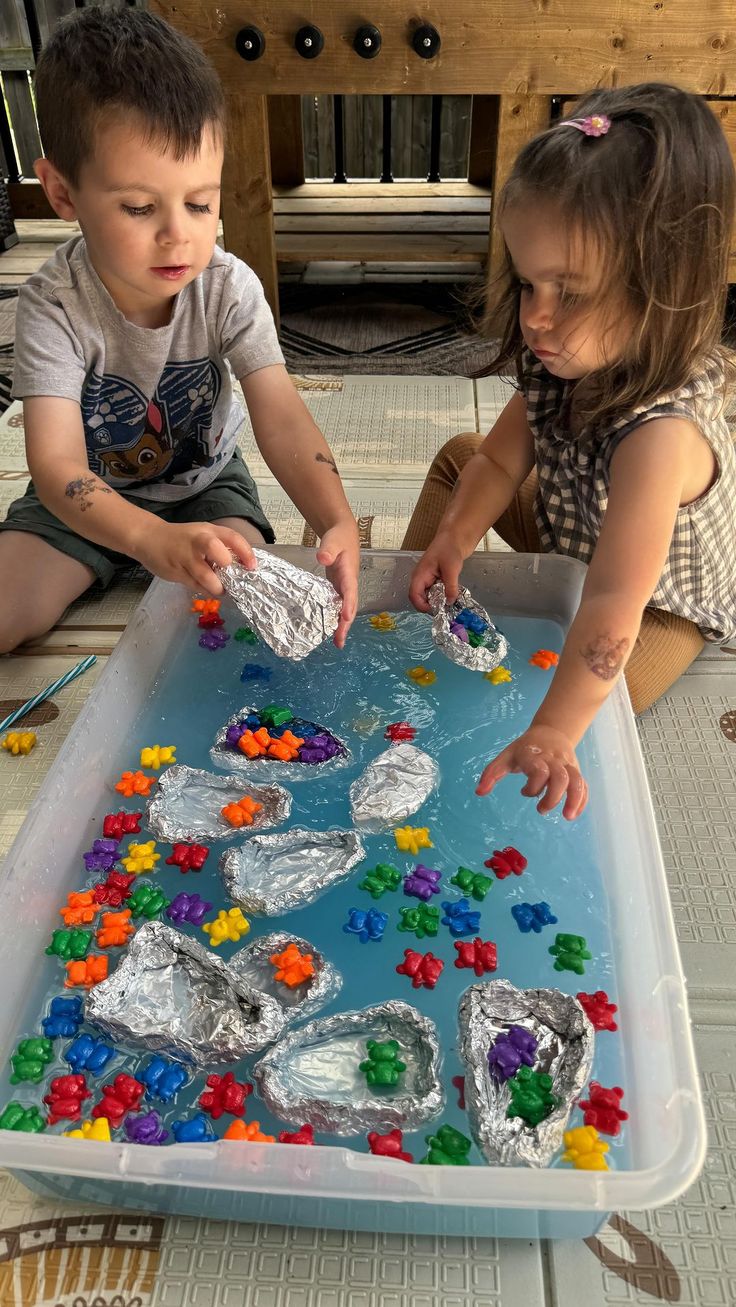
top-left (42, 996), bottom-right (84, 1040)
top-left (342, 907), bottom-right (388, 943)
top-left (64, 1032), bottom-right (116, 1076)
top-left (511, 901), bottom-right (559, 935)
top-left (171, 1112), bottom-right (216, 1143)
top-left (440, 898), bottom-right (481, 938)
top-left (139, 1055), bottom-right (189, 1103)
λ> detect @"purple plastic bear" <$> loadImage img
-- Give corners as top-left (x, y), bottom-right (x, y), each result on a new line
top-left (166, 891), bottom-right (213, 927)
top-left (82, 838), bottom-right (119, 873)
top-left (199, 630), bottom-right (230, 651)
top-left (404, 864), bottom-right (442, 901)
top-left (299, 733), bottom-right (341, 764)
top-left (124, 1110), bottom-right (169, 1145)
top-left (488, 1025), bottom-right (539, 1083)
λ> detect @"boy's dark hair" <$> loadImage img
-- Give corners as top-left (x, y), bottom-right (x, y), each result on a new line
top-left (478, 82), bottom-right (736, 431)
top-left (34, 5), bottom-right (225, 185)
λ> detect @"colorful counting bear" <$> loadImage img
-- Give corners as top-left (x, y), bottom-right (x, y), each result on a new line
top-left (398, 903), bottom-right (440, 939)
top-left (165, 842), bottom-right (210, 874)
top-left (577, 990), bottom-right (618, 1032)
top-left (511, 901), bottom-right (558, 934)
top-left (65, 1118), bottom-right (112, 1142)
top-left (46, 927), bottom-right (93, 961)
top-left (441, 898), bottom-right (480, 938)
top-left (83, 838), bottom-right (120, 874)
top-left (124, 1110), bottom-right (169, 1145)
top-left (139, 1056), bottom-right (188, 1103)
top-left (484, 666), bottom-right (512, 685)
top-left (202, 907), bottom-right (250, 947)
top-left (221, 795), bottom-right (262, 828)
top-left (2, 730), bottom-right (36, 755)
top-left (343, 907), bottom-right (388, 943)
top-left (65, 1033), bottom-right (116, 1076)
top-left (198, 1072), bottom-right (253, 1120)
top-left (359, 863), bottom-right (402, 899)
top-left (96, 909), bottom-right (134, 948)
top-left (549, 933), bottom-right (592, 975)
top-left (406, 665), bottom-right (436, 686)
top-left (404, 864), bottom-right (442, 901)
top-left (384, 721), bottom-right (416, 742)
top-left (166, 891), bottom-right (213, 927)
top-left (579, 1082), bottom-right (628, 1136)
top-left (93, 870), bottom-right (135, 907)
top-left (223, 1119), bottom-right (275, 1142)
top-left (115, 769), bottom-right (155, 797)
top-left (237, 727), bottom-right (271, 758)
top-left (60, 890), bottom-right (100, 928)
top-left (192, 597), bottom-right (221, 617)
top-left (454, 937), bottom-right (498, 976)
top-left (562, 1125), bottom-right (609, 1171)
top-left (367, 1128), bottom-right (413, 1162)
top-left (102, 810), bottom-right (142, 840)
top-left (240, 664), bottom-right (272, 683)
top-left (270, 942), bottom-right (314, 987)
top-left (360, 1040), bottom-right (406, 1089)
top-left (121, 840), bottom-right (160, 874)
top-left (506, 1066), bottom-right (559, 1127)
top-left (92, 1074), bottom-right (145, 1129)
top-left (199, 629), bottom-right (229, 651)
top-left (369, 612), bottom-right (396, 631)
top-left (394, 826), bottom-right (433, 856)
top-left (451, 866), bottom-right (492, 902)
top-left (421, 1123), bottom-right (471, 1166)
top-left (42, 996), bottom-right (84, 1040)
top-left (234, 626), bottom-right (258, 644)
top-left (64, 955), bottom-right (109, 988)
top-left (267, 729), bottom-right (304, 762)
top-left (198, 610), bottom-right (224, 629)
top-left (529, 648), bottom-right (559, 669)
top-left (259, 704), bottom-right (293, 729)
top-left (43, 1074), bottom-right (91, 1124)
top-left (127, 880), bottom-right (170, 921)
top-left (139, 744), bottom-right (176, 770)
top-left (0, 1102), bottom-right (46, 1133)
top-left (396, 948), bottom-right (444, 990)
top-left (488, 1025), bottom-right (538, 1082)
top-left (278, 1124), bottom-right (315, 1146)
top-left (9, 1037), bottom-right (54, 1084)
top-left (485, 845), bottom-right (528, 879)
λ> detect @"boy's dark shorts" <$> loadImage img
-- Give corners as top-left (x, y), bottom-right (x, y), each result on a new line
top-left (0, 450), bottom-right (275, 588)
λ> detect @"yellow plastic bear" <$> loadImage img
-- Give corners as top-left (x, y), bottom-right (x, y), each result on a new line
top-left (369, 612), bottom-right (396, 631)
top-left (65, 1117), bottom-right (112, 1142)
top-left (406, 666), bottom-right (436, 687)
top-left (202, 907), bottom-right (250, 947)
top-left (394, 826), bottom-right (434, 856)
top-left (2, 730), bottom-right (37, 756)
top-left (484, 666), bottom-right (512, 685)
top-left (120, 840), bottom-right (160, 874)
top-left (561, 1125), bottom-right (609, 1171)
top-left (139, 744), bottom-right (176, 770)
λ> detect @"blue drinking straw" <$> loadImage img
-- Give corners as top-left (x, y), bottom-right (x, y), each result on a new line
top-left (0, 654), bottom-right (97, 734)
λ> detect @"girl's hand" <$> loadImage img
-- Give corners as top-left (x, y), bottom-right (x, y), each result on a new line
top-left (475, 725), bottom-right (588, 820)
top-left (408, 531), bottom-right (466, 613)
top-left (134, 520), bottom-right (256, 595)
top-left (317, 521), bottom-right (360, 648)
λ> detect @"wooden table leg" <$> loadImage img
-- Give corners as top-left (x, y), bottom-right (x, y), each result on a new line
top-left (221, 92), bottom-right (280, 328)
top-left (268, 96), bottom-right (305, 187)
top-left (487, 95), bottom-right (552, 283)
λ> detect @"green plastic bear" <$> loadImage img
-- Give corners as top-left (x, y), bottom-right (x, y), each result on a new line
top-left (548, 933), bottom-right (592, 976)
top-left (10, 1037), bottom-right (54, 1085)
top-left (451, 866), bottom-right (493, 902)
top-left (506, 1065), bottom-right (559, 1127)
top-left (359, 863), bottom-right (402, 900)
top-left (421, 1123), bottom-right (472, 1165)
top-left (360, 1039), bottom-right (407, 1089)
top-left (128, 881), bottom-right (170, 921)
top-left (0, 1101), bottom-right (46, 1132)
top-left (45, 928), bottom-right (93, 961)
top-left (397, 903), bottom-right (440, 939)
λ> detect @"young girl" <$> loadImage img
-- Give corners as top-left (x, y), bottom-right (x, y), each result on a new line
top-left (404, 82), bottom-right (736, 820)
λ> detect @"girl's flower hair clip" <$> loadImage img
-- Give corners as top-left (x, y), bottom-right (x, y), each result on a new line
top-left (559, 113), bottom-right (611, 138)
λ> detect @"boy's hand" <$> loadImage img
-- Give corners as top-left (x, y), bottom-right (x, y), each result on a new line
top-left (134, 520), bottom-right (256, 595)
top-left (408, 531), bottom-right (466, 613)
top-left (475, 724), bottom-right (588, 821)
top-left (316, 522), bottom-right (360, 648)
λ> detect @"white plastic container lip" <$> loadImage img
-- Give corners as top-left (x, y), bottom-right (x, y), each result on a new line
top-left (0, 550), bottom-right (706, 1215)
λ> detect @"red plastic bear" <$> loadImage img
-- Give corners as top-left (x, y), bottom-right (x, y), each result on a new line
top-left (43, 1073), bottom-right (91, 1124)
top-left (278, 1124), bottom-right (315, 1145)
top-left (577, 990), bottom-right (619, 1032)
top-left (451, 1075), bottom-right (466, 1110)
top-left (367, 1128), bottom-right (413, 1162)
top-left (198, 611), bottom-right (225, 629)
top-left (453, 937), bottom-right (498, 976)
top-left (198, 1071), bottom-right (253, 1120)
top-left (484, 846), bottom-right (528, 879)
top-left (92, 1074), bottom-right (145, 1129)
top-left (384, 722), bottom-right (417, 742)
top-left (579, 1082), bottom-right (628, 1136)
top-left (396, 948), bottom-right (444, 990)
top-left (166, 842), bottom-right (210, 874)
top-left (93, 870), bottom-right (136, 908)
top-left (102, 811), bottom-right (142, 841)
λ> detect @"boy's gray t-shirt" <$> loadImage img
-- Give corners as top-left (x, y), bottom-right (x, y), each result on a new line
top-left (11, 236), bottom-right (284, 502)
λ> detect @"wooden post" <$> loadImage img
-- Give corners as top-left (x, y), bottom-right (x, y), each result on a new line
top-left (467, 95), bottom-right (498, 186)
top-left (267, 96), bottom-right (305, 187)
top-left (488, 95), bottom-right (552, 281)
top-left (221, 92), bottom-right (280, 328)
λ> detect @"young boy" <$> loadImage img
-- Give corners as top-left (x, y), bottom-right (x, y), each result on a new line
top-left (0, 7), bottom-right (359, 652)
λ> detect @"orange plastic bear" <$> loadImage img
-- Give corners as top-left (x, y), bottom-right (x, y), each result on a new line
top-left (237, 727), bottom-right (272, 758)
top-left (270, 942), bottom-right (314, 988)
top-left (221, 795), bottom-right (263, 828)
top-left (267, 730), bottom-right (305, 762)
top-left (96, 909), bottom-right (135, 948)
top-left (191, 598), bottom-right (221, 616)
top-left (529, 649), bottom-right (560, 670)
top-left (60, 890), bottom-right (100, 928)
top-left (223, 1119), bottom-right (275, 1142)
top-left (115, 770), bottom-right (155, 797)
top-left (64, 955), bottom-right (109, 988)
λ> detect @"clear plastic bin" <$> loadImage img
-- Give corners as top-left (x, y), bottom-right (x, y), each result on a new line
top-left (0, 550), bottom-right (705, 1238)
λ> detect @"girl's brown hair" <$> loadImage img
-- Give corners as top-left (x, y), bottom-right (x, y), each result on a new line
top-left (478, 83), bottom-right (736, 432)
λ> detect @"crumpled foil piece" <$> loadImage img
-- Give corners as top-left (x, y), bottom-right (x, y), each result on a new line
top-left (214, 549), bottom-right (342, 660)
top-left (220, 828), bottom-right (366, 915)
top-left (85, 921), bottom-right (286, 1066)
top-left (253, 1000), bottom-right (444, 1134)
top-left (210, 704), bottom-right (350, 780)
top-left (428, 581), bottom-right (509, 673)
top-left (457, 979), bottom-right (595, 1167)
top-left (349, 742), bottom-right (439, 831)
top-left (145, 765), bottom-right (291, 843)
top-left (229, 931), bottom-right (342, 1023)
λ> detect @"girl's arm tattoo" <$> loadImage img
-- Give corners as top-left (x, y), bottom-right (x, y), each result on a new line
top-left (580, 634), bottom-right (630, 681)
top-left (315, 452), bottom-right (339, 475)
top-left (64, 476), bottom-right (112, 512)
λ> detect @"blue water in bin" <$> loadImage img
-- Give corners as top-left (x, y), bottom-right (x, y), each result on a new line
top-left (1, 603), bottom-right (628, 1168)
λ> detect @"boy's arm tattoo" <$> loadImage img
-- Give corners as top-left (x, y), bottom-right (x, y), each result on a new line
top-left (315, 452), bottom-right (339, 475)
top-left (64, 476), bottom-right (112, 512)
top-left (580, 634), bottom-right (630, 681)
